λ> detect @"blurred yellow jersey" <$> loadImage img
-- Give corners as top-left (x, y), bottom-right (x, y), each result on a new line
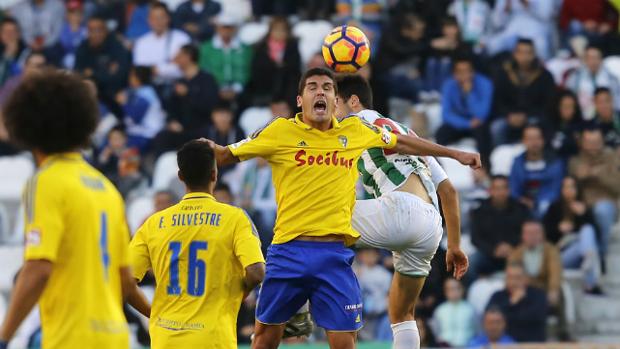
top-left (228, 113), bottom-right (397, 245)
top-left (129, 192), bottom-right (264, 349)
top-left (23, 153), bottom-right (130, 349)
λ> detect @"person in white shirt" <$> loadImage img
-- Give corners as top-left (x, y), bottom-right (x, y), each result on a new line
top-left (132, 2), bottom-right (190, 83)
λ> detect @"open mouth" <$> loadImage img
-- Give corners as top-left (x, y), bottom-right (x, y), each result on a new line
top-left (313, 100), bottom-right (327, 113)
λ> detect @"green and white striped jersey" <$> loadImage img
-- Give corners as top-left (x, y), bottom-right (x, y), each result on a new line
top-left (355, 110), bottom-right (447, 210)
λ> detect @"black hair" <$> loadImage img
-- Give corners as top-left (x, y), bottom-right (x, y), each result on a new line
top-left (0, 17), bottom-right (19, 28)
top-left (177, 140), bottom-right (215, 189)
top-left (548, 89), bottom-right (583, 125)
top-left (298, 67), bottom-right (337, 96)
top-left (214, 182), bottom-right (232, 194)
top-left (522, 122), bottom-right (544, 137)
top-left (441, 16), bottom-right (458, 27)
top-left (452, 55), bottom-right (474, 71)
top-left (490, 174), bottom-right (509, 183)
top-left (485, 306), bottom-right (507, 318)
top-left (179, 44), bottom-right (200, 64)
top-left (3, 69), bottom-right (98, 153)
top-left (585, 44), bottom-right (603, 54)
top-left (108, 124), bottom-right (127, 136)
top-left (212, 100), bottom-right (233, 114)
top-left (594, 86), bottom-right (612, 97)
top-left (515, 37), bottom-right (534, 48)
top-left (335, 74), bottom-right (373, 109)
top-left (149, 1), bottom-right (171, 17)
top-left (87, 14), bottom-right (107, 24)
top-left (131, 66), bottom-right (153, 85)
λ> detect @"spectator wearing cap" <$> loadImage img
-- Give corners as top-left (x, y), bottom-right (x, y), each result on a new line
top-left (486, 263), bottom-right (548, 342)
top-left (565, 45), bottom-right (620, 119)
top-left (133, 1), bottom-right (191, 83)
top-left (509, 124), bottom-right (565, 218)
top-left (74, 15), bottom-right (131, 113)
top-left (568, 128), bottom-right (620, 257)
top-left (588, 87), bottom-right (620, 148)
top-left (151, 44), bottom-right (219, 156)
top-left (173, 0), bottom-right (221, 41)
top-left (199, 12), bottom-right (252, 102)
top-left (467, 308), bottom-right (516, 347)
top-left (0, 18), bottom-right (30, 87)
top-left (9, 0), bottom-right (65, 57)
top-left (59, 0), bottom-right (86, 68)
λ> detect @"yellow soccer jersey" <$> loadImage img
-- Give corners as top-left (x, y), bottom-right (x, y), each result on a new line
top-left (129, 192), bottom-right (264, 349)
top-left (23, 153), bottom-right (130, 349)
top-left (228, 113), bottom-right (397, 245)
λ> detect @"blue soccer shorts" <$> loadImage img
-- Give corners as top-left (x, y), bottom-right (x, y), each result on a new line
top-left (255, 240), bottom-right (363, 331)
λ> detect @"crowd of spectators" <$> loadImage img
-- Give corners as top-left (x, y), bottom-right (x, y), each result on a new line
top-left (0, 0), bottom-right (619, 347)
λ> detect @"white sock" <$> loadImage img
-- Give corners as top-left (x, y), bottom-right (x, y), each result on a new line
top-left (391, 320), bottom-right (420, 349)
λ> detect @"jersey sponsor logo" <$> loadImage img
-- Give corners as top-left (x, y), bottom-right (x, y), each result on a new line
top-left (338, 135), bottom-right (348, 148)
top-left (26, 228), bottom-right (41, 246)
top-left (344, 303), bottom-right (363, 311)
top-left (230, 138), bottom-right (250, 149)
top-left (295, 150), bottom-right (355, 169)
top-left (297, 140), bottom-right (309, 147)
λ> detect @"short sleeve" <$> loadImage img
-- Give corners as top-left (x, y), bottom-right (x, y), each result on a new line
top-left (426, 156), bottom-right (448, 187)
top-left (233, 210), bottom-right (265, 269)
top-left (228, 118), bottom-right (282, 161)
top-left (24, 176), bottom-right (64, 262)
top-left (129, 221), bottom-right (151, 281)
top-left (357, 118), bottom-right (397, 149)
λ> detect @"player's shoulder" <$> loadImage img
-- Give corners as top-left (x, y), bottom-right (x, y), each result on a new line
top-left (248, 116), bottom-right (289, 138)
top-left (340, 114), bottom-right (382, 134)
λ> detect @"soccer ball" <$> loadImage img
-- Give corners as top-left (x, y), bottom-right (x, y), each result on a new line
top-left (322, 25), bottom-right (370, 73)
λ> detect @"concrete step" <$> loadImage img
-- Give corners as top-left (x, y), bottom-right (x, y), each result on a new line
top-left (595, 321), bottom-right (620, 335)
top-left (577, 334), bottom-right (620, 344)
top-left (577, 295), bottom-right (620, 322)
top-left (605, 255), bottom-right (620, 275)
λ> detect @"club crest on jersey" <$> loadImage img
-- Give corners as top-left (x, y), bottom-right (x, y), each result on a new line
top-left (338, 135), bottom-right (348, 148)
top-left (26, 228), bottom-right (41, 246)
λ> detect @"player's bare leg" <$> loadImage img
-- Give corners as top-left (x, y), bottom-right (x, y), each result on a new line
top-left (252, 322), bottom-right (285, 349)
top-left (389, 273), bottom-right (426, 349)
top-left (326, 331), bottom-right (357, 349)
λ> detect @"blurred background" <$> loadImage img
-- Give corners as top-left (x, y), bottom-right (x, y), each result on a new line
top-left (0, 0), bottom-right (619, 348)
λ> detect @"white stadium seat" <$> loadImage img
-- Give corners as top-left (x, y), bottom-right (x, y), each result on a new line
top-left (604, 56), bottom-right (620, 82)
top-left (293, 20), bottom-right (334, 65)
top-left (0, 154), bottom-right (34, 201)
top-left (238, 21), bottom-right (269, 46)
top-left (126, 195), bottom-right (154, 235)
top-left (0, 245), bottom-right (23, 294)
top-left (438, 139), bottom-right (477, 192)
top-left (239, 107), bottom-right (273, 137)
top-left (152, 151), bottom-right (179, 191)
top-left (489, 143), bottom-right (525, 176)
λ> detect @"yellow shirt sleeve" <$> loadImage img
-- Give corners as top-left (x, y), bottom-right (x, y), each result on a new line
top-left (117, 204), bottom-right (131, 268)
top-left (357, 118), bottom-right (398, 149)
top-left (233, 210), bottom-right (265, 269)
top-left (228, 118), bottom-right (282, 161)
top-left (24, 175), bottom-right (64, 262)
top-left (129, 220), bottom-right (151, 281)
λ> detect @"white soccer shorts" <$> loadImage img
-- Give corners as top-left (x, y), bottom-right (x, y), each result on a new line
top-left (352, 191), bottom-right (443, 277)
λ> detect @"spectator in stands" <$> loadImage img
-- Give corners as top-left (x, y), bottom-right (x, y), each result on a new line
top-left (417, 248), bottom-right (449, 319)
top-left (486, 0), bottom-right (555, 60)
top-left (241, 157), bottom-right (276, 248)
top-left (588, 87), bottom-right (620, 148)
top-left (153, 190), bottom-right (177, 212)
top-left (213, 182), bottom-right (234, 204)
top-left (487, 263), bottom-right (548, 342)
top-left (152, 44), bottom-right (219, 156)
top-left (568, 128), bottom-right (620, 257)
top-left (199, 13), bottom-right (251, 102)
top-left (0, 52), bottom-right (46, 105)
top-left (133, 2), bottom-right (191, 84)
top-left (0, 18), bottom-right (30, 87)
top-left (492, 38), bottom-right (555, 120)
top-left (59, 0), bottom-right (86, 68)
top-left (116, 66), bottom-right (165, 152)
top-left (335, 0), bottom-right (384, 45)
top-left (173, 0), bottom-right (221, 41)
top-left (124, 0), bottom-right (152, 41)
top-left (509, 124), bottom-right (565, 217)
top-left (448, 0), bottom-right (491, 50)
top-left (74, 16), bottom-right (132, 113)
top-left (470, 175), bottom-right (530, 280)
top-left (467, 308), bottom-right (516, 347)
top-left (508, 220), bottom-right (563, 307)
top-left (97, 126), bottom-right (128, 179)
top-left (559, 0), bottom-right (617, 46)
top-left (9, 0), bottom-right (65, 62)
top-left (245, 16), bottom-right (301, 108)
top-left (354, 248), bottom-right (392, 340)
top-left (425, 17), bottom-right (473, 94)
top-left (436, 56), bottom-right (492, 158)
top-left (490, 106), bottom-right (529, 147)
top-left (206, 102), bottom-right (244, 174)
top-left (374, 13), bottom-right (428, 103)
top-left (565, 45), bottom-right (620, 119)
top-left (545, 90), bottom-right (585, 159)
top-left (544, 176), bottom-right (602, 294)
top-left (432, 278), bottom-right (476, 347)
top-left (112, 147), bottom-right (148, 198)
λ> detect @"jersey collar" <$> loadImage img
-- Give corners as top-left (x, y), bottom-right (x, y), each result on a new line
top-left (182, 192), bottom-right (215, 201)
top-left (40, 152), bottom-right (83, 167)
top-left (294, 112), bottom-right (341, 130)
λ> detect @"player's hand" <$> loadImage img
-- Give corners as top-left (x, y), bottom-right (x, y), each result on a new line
top-left (446, 247), bottom-right (469, 280)
top-left (455, 151), bottom-right (482, 170)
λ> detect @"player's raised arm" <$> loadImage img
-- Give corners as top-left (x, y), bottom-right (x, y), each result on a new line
top-left (205, 140), bottom-right (240, 166)
top-left (394, 134), bottom-right (481, 169)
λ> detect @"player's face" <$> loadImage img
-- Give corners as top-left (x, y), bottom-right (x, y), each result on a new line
top-left (298, 75), bottom-right (337, 124)
top-left (484, 312), bottom-right (506, 340)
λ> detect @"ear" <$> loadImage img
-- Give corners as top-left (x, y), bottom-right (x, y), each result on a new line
top-left (177, 170), bottom-right (184, 182)
top-left (296, 95), bottom-right (302, 108)
top-left (350, 95), bottom-right (360, 108)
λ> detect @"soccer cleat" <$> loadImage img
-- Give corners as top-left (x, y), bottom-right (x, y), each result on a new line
top-left (283, 311), bottom-right (314, 338)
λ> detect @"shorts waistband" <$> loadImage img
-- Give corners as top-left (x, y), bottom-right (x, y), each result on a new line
top-left (391, 190), bottom-right (437, 209)
top-left (275, 240), bottom-right (345, 248)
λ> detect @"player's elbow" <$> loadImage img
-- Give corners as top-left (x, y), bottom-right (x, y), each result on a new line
top-left (438, 180), bottom-right (458, 201)
top-left (244, 262), bottom-right (266, 289)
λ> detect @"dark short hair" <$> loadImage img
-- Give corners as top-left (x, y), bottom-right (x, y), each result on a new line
top-left (87, 15), bottom-right (107, 25)
top-left (214, 182), bottom-right (232, 194)
top-left (594, 86), bottom-right (611, 97)
top-left (177, 140), bottom-right (215, 189)
top-left (485, 306), bottom-right (506, 318)
top-left (108, 124), bottom-right (127, 136)
top-left (585, 44), bottom-right (603, 54)
top-left (3, 69), bottom-right (98, 153)
top-left (298, 67), bottom-right (337, 96)
top-left (441, 16), bottom-right (458, 27)
top-left (0, 17), bottom-right (19, 29)
top-left (335, 74), bottom-right (373, 109)
top-left (515, 38), bottom-right (534, 48)
top-left (452, 55), bottom-right (473, 71)
top-left (522, 123), bottom-right (544, 138)
top-left (149, 1), bottom-right (171, 17)
top-left (212, 100), bottom-right (233, 114)
top-left (179, 44), bottom-right (199, 63)
top-left (132, 66), bottom-right (153, 85)
top-left (490, 174), bottom-right (509, 183)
